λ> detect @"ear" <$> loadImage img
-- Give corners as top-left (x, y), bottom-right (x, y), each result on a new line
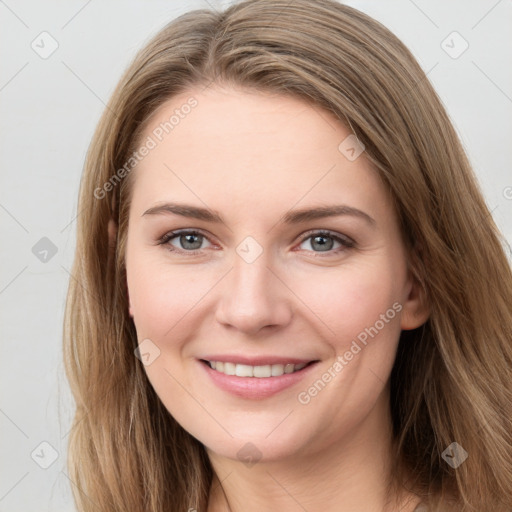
top-left (127, 290), bottom-right (134, 319)
top-left (400, 269), bottom-right (430, 331)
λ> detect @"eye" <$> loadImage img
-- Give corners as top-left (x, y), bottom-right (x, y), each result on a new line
top-left (297, 230), bottom-right (354, 255)
top-left (157, 228), bottom-right (355, 257)
top-left (158, 230), bottom-right (213, 254)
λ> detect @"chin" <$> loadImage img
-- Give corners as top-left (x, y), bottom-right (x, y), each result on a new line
top-left (197, 421), bottom-right (315, 465)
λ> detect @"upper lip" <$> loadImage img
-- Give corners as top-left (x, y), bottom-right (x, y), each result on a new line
top-left (199, 355), bottom-right (317, 366)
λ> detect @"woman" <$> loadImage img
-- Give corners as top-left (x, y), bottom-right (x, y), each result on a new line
top-left (63, 1), bottom-right (512, 511)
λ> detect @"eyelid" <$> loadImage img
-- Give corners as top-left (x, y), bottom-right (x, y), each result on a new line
top-left (296, 229), bottom-right (355, 246)
top-left (158, 228), bottom-right (215, 250)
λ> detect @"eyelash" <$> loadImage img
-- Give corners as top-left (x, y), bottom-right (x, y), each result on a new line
top-left (157, 229), bottom-right (355, 257)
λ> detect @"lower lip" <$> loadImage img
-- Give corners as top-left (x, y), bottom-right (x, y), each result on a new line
top-left (199, 360), bottom-right (319, 400)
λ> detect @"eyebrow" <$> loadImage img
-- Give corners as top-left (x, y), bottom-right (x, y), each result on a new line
top-left (142, 202), bottom-right (376, 226)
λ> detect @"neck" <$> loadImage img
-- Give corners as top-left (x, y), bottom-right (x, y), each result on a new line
top-left (206, 386), bottom-right (422, 512)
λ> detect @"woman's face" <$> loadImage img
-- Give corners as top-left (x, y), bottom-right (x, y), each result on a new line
top-left (124, 85), bottom-right (427, 463)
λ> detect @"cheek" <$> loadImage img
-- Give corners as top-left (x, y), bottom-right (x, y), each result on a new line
top-left (289, 264), bottom-right (404, 444)
top-left (290, 261), bottom-right (403, 349)
top-left (126, 252), bottom-right (217, 339)
top-left (126, 255), bottom-right (208, 416)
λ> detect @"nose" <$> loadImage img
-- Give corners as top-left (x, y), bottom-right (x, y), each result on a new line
top-left (215, 250), bottom-right (293, 336)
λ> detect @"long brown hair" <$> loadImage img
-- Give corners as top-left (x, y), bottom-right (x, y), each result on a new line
top-left (63, 1), bottom-right (512, 510)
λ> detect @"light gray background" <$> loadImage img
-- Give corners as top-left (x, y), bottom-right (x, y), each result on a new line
top-left (1, 0), bottom-right (511, 510)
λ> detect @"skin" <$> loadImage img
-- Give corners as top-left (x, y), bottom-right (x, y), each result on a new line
top-left (123, 84), bottom-right (430, 512)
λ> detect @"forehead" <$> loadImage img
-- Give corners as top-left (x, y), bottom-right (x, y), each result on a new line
top-left (128, 85), bottom-right (388, 219)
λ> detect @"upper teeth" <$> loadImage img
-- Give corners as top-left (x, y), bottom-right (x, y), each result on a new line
top-left (208, 361), bottom-right (308, 377)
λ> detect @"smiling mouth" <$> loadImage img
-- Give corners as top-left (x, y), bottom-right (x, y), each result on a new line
top-left (200, 359), bottom-right (316, 377)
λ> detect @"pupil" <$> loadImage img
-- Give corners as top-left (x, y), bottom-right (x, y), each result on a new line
top-left (181, 234), bottom-right (202, 250)
top-left (312, 235), bottom-right (333, 252)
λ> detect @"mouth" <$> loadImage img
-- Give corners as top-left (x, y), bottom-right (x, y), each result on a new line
top-left (198, 358), bottom-right (320, 400)
top-left (200, 359), bottom-right (314, 377)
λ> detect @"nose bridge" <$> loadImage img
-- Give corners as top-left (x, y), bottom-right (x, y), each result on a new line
top-left (233, 248), bottom-right (272, 299)
top-left (215, 241), bottom-right (292, 334)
